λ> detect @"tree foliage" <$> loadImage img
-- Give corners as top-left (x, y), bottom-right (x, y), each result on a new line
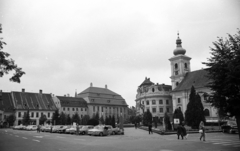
top-left (6, 114), bottom-right (16, 126)
top-left (111, 116), bottom-right (116, 128)
top-left (39, 114), bottom-right (47, 125)
top-left (203, 29), bottom-right (240, 139)
top-left (22, 109), bottom-right (31, 126)
top-left (173, 107), bottom-right (184, 125)
top-left (52, 109), bottom-right (60, 125)
top-left (0, 24), bottom-right (25, 83)
top-left (185, 86), bottom-right (205, 129)
top-left (143, 109), bottom-right (152, 126)
top-left (59, 112), bottom-right (67, 125)
top-left (81, 115), bottom-right (90, 125)
top-left (72, 112), bottom-right (81, 124)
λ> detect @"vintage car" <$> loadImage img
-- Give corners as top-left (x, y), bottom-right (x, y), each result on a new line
top-left (52, 125), bottom-right (62, 133)
top-left (79, 125), bottom-right (94, 135)
top-left (26, 125), bottom-right (38, 131)
top-left (65, 126), bottom-right (78, 134)
top-left (221, 120), bottom-right (238, 133)
top-left (58, 125), bottom-right (71, 133)
top-left (88, 125), bottom-right (113, 136)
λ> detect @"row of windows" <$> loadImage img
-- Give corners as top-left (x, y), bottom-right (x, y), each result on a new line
top-left (142, 99), bottom-right (170, 105)
top-left (147, 107), bottom-right (170, 113)
top-left (92, 106), bottom-right (126, 113)
top-left (18, 112), bottom-right (51, 118)
top-left (62, 107), bottom-right (87, 112)
top-left (174, 63), bottom-right (188, 69)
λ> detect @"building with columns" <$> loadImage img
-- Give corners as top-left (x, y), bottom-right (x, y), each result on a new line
top-left (77, 83), bottom-right (128, 121)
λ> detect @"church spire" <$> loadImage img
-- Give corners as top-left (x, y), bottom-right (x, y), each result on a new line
top-left (173, 32), bottom-right (186, 55)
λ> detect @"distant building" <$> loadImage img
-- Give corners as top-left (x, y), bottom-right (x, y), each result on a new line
top-left (77, 83), bottom-right (128, 121)
top-left (52, 96), bottom-right (88, 118)
top-left (0, 89), bottom-right (57, 126)
top-left (135, 78), bottom-right (173, 122)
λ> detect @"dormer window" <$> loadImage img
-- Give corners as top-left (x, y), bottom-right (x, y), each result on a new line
top-left (24, 104), bottom-right (27, 107)
top-left (36, 104), bottom-right (39, 108)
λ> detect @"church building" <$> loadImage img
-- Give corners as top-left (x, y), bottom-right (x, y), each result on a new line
top-left (136, 33), bottom-right (218, 123)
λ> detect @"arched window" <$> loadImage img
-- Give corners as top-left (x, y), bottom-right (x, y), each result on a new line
top-left (146, 100), bottom-right (149, 105)
top-left (204, 109), bottom-right (210, 116)
top-left (184, 63), bottom-right (188, 69)
top-left (175, 63), bottom-right (178, 69)
top-left (152, 100), bottom-right (156, 105)
top-left (152, 88), bottom-right (155, 92)
top-left (176, 82), bottom-right (179, 86)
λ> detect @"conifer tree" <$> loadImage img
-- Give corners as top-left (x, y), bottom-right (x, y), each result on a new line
top-left (185, 86), bottom-right (205, 129)
top-left (173, 107), bottom-right (184, 125)
top-left (22, 109), bottom-right (31, 126)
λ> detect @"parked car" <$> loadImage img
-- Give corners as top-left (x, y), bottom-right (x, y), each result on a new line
top-left (41, 125), bottom-right (51, 132)
top-left (58, 125), bottom-right (71, 133)
top-left (88, 125), bottom-right (113, 136)
top-left (221, 120), bottom-right (238, 133)
top-left (52, 125), bottom-right (62, 133)
top-left (65, 126), bottom-right (78, 134)
top-left (79, 125), bottom-right (94, 135)
top-left (26, 125), bottom-right (37, 131)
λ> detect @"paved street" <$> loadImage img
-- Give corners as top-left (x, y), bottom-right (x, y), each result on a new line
top-left (0, 127), bottom-right (239, 151)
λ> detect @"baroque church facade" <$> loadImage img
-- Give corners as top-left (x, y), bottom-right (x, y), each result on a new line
top-left (135, 34), bottom-right (218, 123)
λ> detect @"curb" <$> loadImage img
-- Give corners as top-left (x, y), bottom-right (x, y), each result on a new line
top-left (139, 127), bottom-right (222, 135)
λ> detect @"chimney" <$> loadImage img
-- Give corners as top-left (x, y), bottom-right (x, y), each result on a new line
top-left (39, 89), bottom-right (42, 94)
top-left (105, 85), bottom-right (107, 89)
top-left (90, 83), bottom-right (93, 87)
top-left (22, 89), bottom-right (25, 92)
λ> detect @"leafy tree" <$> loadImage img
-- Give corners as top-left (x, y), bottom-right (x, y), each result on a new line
top-left (185, 86), bottom-right (205, 129)
top-left (203, 30), bottom-right (240, 139)
top-left (0, 24), bottom-right (25, 83)
top-left (22, 110), bottom-right (31, 126)
top-left (87, 118), bottom-right (99, 126)
top-left (72, 113), bottom-right (80, 124)
top-left (108, 115), bottom-right (112, 125)
top-left (105, 116), bottom-right (109, 125)
top-left (59, 112), bottom-right (66, 125)
top-left (52, 109), bottom-right (60, 125)
top-left (164, 112), bottom-right (172, 131)
top-left (94, 112), bottom-right (99, 122)
top-left (6, 114), bottom-right (16, 126)
top-left (81, 115), bottom-right (90, 125)
top-left (143, 109), bottom-right (152, 126)
top-left (39, 114), bottom-right (47, 125)
top-left (66, 114), bottom-right (72, 125)
top-left (173, 107), bottom-right (185, 125)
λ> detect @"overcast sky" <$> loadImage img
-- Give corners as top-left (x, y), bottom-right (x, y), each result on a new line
top-left (0, 0), bottom-right (239, 107)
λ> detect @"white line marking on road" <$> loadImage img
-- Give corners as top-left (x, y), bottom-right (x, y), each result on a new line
top-left (32, 139), bottom-right (40, 142)
top-left (34, 136), bottom-right (43, 138)
top-left (22, 137), bottom-right (27, 139)
top-left (74, 139), bottom-right (85, 141)
top-left (56, 136), bottom-right (64, 138)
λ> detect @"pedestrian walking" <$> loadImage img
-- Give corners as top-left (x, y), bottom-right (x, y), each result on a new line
top-left (135, 122), bottom-right (138, 129)
top-left (177, 124), bottom-right (183, 139)
top-left (37, 125), bottom-right (41, 133)
top-left (182, 124), bottom-right (188, 139)
top-left (148, 122), bottom-right (153, 134)
top-left (199, 121), bottom-right (205, 141)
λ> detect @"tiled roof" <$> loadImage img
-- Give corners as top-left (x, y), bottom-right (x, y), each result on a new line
top-left (11, 92), bottom-right (57, 110)
top-left (172, 69), bottom-right (211, 92)
top-left (78, 87), bottom-right (127, 106)
top-left (79, 87), bottom-right (120, 96)
top-left (139, 77), bottom-right (154, 87)
top-left (56, 96), bottom-right (88, 107)
top-left (0, 92), bottom-right (15, 112)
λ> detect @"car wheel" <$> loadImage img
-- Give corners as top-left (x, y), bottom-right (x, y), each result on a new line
top-left (112, 132), bottom-right (115, 135)
top-left (82, 132), bottom-right (85, 135)
top-left (99, 132), bottom-right (103, 136)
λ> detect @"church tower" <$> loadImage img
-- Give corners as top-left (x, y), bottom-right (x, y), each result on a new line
top-left (169, 33), bottom-right (191, 90)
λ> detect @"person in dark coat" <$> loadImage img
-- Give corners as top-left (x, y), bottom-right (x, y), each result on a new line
top-left (148, 122), bottom-right (153, 134)
top-left (199, 121), bottom-right (205, 141)
top-left (76, 124), bottom-right (79, 135)
top-left (177, 124), bottom-right (183, 139)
